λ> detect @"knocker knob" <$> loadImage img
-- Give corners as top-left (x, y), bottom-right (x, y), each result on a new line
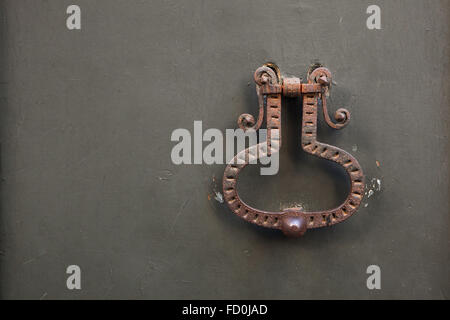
top-left (281, 211), bottom-right (307, 237)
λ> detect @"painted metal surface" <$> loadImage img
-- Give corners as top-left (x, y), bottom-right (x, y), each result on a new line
top-left (0, 0), bottom-right (448, 299)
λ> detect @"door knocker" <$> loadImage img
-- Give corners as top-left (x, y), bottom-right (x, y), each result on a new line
top-left (222, 63), bottom-right (365, 237)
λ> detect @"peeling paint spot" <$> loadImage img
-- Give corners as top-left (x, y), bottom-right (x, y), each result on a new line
top-left (368, 177), bottom-right (382, 193)
top-left (376, 179), bottom-right (381, 191)
top-left (214, 192), bottom-right (224, 203)
top-left (280, 202), bottom-right (304, 211)
top-left (352, 145), bottom-right (358, 152)
top-left (210, 176), bottom-right (224, 204)
top-left (364, 177), bottom-right (382, 206)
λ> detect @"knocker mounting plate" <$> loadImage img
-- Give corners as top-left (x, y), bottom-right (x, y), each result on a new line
top-left (222, 63), bottom-right (365, 237)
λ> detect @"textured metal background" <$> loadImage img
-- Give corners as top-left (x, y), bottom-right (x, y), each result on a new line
top-left (0, 0), bottom-right (448, 299)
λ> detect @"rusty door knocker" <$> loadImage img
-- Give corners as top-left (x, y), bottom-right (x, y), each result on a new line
top-left (222, 63), bottom-right (365, 237)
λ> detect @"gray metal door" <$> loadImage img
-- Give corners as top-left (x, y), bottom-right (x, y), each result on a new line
top-left (0, 0), bottom-right (448, 299)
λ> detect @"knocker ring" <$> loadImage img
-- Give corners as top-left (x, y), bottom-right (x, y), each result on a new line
top-left (222, 63), bottom-right (365, 237)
